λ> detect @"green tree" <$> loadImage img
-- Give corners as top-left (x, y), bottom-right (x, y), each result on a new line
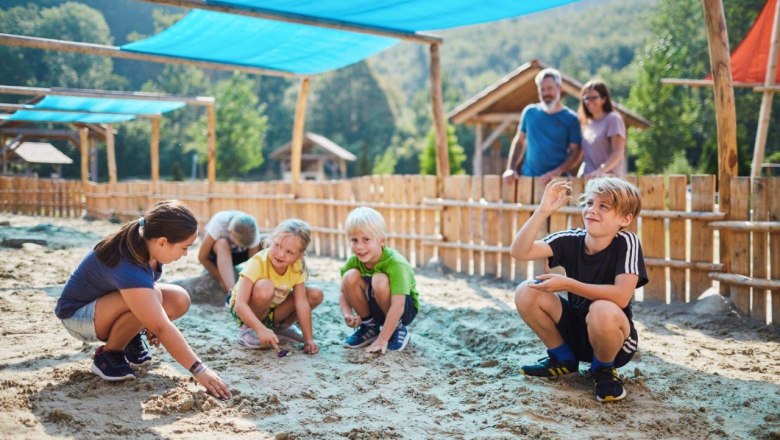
top-left (0, 3), bottom-right (119, 90)
top-left (419, 124), bottom-right (466, 175)
top-left (307, 62), bottom-right (397, 174)
top-left (186, 73), bottom-right (267, 179)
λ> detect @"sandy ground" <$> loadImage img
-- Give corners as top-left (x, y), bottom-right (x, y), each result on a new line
top-left (0, 214), bottom-right (778, 440)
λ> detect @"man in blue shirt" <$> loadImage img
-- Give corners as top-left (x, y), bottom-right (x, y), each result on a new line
top-left (502, 68), bottom-right (582, 185)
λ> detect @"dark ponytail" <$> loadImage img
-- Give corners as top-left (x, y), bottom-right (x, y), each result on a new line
top-left (94, 200), bottom-right (198, 266)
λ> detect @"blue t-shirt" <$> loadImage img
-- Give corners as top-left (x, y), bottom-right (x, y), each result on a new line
top-left (519, 104), bottom-right (581, 176)
top-left (55, 250), bottom-right (162, 319)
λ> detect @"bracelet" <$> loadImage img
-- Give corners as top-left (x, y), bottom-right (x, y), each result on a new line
top-left (188, 360), bottom-right (202, 374)
top-left (192, 364), bottom-right (207, 377)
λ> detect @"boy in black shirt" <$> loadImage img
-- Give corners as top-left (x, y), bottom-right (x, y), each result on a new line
top-left (511, 177), bottom-right (648, 402)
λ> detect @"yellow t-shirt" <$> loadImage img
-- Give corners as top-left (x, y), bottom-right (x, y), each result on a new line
top-left (236, 248), bottom-right (306, 307)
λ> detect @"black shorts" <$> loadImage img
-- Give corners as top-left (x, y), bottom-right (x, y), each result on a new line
top-left (363, 276), bottom-right (418, 326)
top-left (555, 296), bottom-right (638, 368)
top-left (208, 248), bottom-right (250, 267)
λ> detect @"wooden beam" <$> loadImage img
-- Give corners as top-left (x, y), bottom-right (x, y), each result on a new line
top-left (430, 43), bottom-right (449, 188)
top-left (105, 124), bottom-right (117, 187)
top-left (151, 116), bottom-right (160, 184)
top-left (0, 33), bottom-right (301, 79)
top-left (473, 123), bottom-right (483, 176)
top-left (90, 135), bottom-right (98, 182)
top-left (79, 127), bottom-right (89, 186)
top-left (135, 0), bottom-right (442, 45)
top-left (290, 78), bottom-right (311, 189)
top-left (752, 0), bottom-right (780, 179)
top-left (1, 134), bottom-right (5, 174)
top-left (473, 113), bottom-right (522, 124)
top-left (0, 84), bottom-right (213, 106)
top-left (206, 103), bottom-right (216, 185)
top-left (480, 120), bottom-right (511, 152)
top-left (702, 0), bottom-right (738, 213)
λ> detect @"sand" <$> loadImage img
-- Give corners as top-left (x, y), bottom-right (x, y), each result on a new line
top-left (0, 214), bottom-right (778, 439)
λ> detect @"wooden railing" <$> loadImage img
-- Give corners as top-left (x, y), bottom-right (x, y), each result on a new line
top-left (1, 174), bottom-right (777, 324)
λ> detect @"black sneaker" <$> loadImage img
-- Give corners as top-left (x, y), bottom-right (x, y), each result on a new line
top-left (124, 333), bottom-right (152, 368)
top-left (91, 346), bottom-right (135, 381)
top-left (592, 367), bottom-right (627, 402)
top-left (520, 352), bottom-right (578, 378)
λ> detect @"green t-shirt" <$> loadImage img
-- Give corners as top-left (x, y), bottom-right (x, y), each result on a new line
top-left (340, 246), bottom-right (419, 310)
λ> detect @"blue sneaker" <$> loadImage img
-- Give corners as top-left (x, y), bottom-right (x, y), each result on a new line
top-left (387, 323), bottom-right (411, 351)
top-left (91, 346), bottom-right (135, 382)
top-left (344, 324), bottom-right (380, 348)
top-left (124, 333), bottom-right (152, 367)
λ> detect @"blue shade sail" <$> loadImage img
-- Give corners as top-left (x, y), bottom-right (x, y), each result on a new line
top-left (121, 10), bottom-right (398, 75)
top-left (34, 96), bottom-right (185, 115)
top-left (7, 110), bottom-right (135, 124)
top-left (210, 0), bottom-right (580, 32)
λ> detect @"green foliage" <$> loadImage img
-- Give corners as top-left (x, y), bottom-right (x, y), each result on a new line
top-left (0, 2), bottom-right (118, 90)
top-left (307, 62), bottom-right (397, 174)
top-left (627, 0), bottom-right (766, 175)
top-left (419, 124), bottom-right (466, 175)
top-left (664, 151), bottom-right (695, 177)
top-left (186, 74), bottom-right (267, 179)
top-left (372, 148), bottom-right (398, 175)
top-left (170, 161), bottom-right (185, 181)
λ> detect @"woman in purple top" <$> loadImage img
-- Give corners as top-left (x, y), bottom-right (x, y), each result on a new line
top-left (578, 80), bottom-right (627, 177)
top-left (56, 200), bottom-right (231, 399)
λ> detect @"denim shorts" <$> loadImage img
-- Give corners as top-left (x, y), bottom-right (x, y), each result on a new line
top-left (60, 300), bottom-right (100, 342)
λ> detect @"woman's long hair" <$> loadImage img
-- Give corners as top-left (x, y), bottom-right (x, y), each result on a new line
top-left (94, 200), bottom-right (198, 267)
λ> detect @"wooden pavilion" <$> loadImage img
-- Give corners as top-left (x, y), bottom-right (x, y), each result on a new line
top-left (3, 141), bottom-right (72, 177)
top-left (448, 59), bottom-right (651, 176)
top-left (270, 132), bottom-right (356, 180)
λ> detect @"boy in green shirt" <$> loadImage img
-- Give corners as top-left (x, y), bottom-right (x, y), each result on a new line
top-left (340, 207), bottom-right (419, 353)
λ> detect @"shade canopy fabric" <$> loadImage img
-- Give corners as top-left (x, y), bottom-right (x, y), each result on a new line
top-left (729, 0), bottom-right (780, 83)
top-left (34, 96), bottom-right (185, 115)
top-left (121, 0), bottom-right (579, 75)
top-left (6, 110), bottom-right (135, 124)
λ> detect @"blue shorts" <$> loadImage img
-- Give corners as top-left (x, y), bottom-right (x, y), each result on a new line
top-left (60, 300), bottom-right (101, 342)
top-left (363, 276), bottom-right (418, 326)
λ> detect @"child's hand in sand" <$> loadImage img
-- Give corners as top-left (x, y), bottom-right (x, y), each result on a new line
top-left (529, 274), bottom-right (569, 293)
top-left (303, 339), bottom-right (319, 355)
top-left (146, 331), bottom-right (160, 347)
top-left (195, 367), bottom-right (232, 400)
top-left (538, 180), bottom-right (572, 215)
top-left (258, 327), bottom-right (280, 351)
top-left (344, 314), bottom-right (361, 328)
top-left (364, 338), bottom-right (388, 354)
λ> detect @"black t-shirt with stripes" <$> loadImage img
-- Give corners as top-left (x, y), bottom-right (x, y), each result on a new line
top-left (544, 228), bottom-right (648, 320)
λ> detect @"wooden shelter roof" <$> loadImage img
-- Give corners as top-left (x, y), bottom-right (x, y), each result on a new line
top-left (10, 142), bottom-right (73, 165)
top-left (448, 59), bottom-right (651, 129)
top-left (271, 132), bottom-right (357, 161)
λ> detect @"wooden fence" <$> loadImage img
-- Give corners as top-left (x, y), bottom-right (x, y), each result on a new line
top-left (0, 176), bottom-right (83, 217)
top-left (1, 174), bottom-right (778, 324)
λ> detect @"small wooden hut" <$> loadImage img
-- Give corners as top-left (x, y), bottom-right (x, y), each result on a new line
top-left (270, 132), bottom-right (356, 180)
top-left (5, 141), bottom-right (73, 177)
top-left (448, 59), bottom-right (651, 175)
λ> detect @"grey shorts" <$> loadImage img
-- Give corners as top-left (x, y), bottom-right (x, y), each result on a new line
top-left (60, 300), bottom-right (101, 342)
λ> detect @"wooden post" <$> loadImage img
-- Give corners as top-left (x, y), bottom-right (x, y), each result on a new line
top-left (79, 127), bottom-right (89, 186)
top-left (1, 135), bottom-right (6, 174)
top-left (430, 43), bottom-right (450, 195)
top-left (90, 135), bottom-right (98, 183)
top-left (752, 0), bottom-right (780, 179)
top-left (105, 124), bottom-right (117, 187)
top-left (291, 77), bottom-right (311, 192)
top-left (702, 0), bottom-right (739, 294)
top-left (473, 123), bottom-right (483, 176)
top-left (151, 115), bottom-right (160, 185)
top-left (206, 103), bottom-right (216, 185)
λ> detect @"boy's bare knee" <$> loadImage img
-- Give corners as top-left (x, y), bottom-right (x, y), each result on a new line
top-left (586, 300), bottom-right (624, 329)
top-left (342, 269), bottom-right (362, 287)
top-left (306, 286), bottom-right (324, 306)
top-left (371, 273), bottom-right (389, 293)
top-left (514, 282), bottom-right (539, 311)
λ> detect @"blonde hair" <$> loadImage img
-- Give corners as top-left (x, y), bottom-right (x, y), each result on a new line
top-left (265, 218), bottom-right (312, 253)
top-left (580, 177), bottom-right (641, 220)
top-left (228, 212), bottom-right (258, 249)
top-left (345, 207), bottom-right (386, 240)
